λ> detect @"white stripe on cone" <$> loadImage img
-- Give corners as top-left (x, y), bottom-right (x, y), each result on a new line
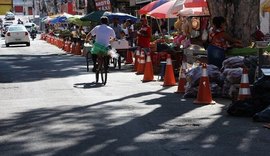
top-left (241, 74), bottom-right (249, 83)
top-left (146, 55), bottom-right (151, 62)
top-left (202, 67), bottom-right (207, 77)
top-left (167, 58), bottom-right (172, 65)
top-left (239, 88), bottom-right (251, 95)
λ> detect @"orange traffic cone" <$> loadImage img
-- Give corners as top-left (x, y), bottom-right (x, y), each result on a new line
top-left (134, 49), bottom-right (140, 72)
top-left (125, 50), bottom-right (133, 64)
top-left (238, 68), bottom-right (251, 101)
top-left (194, 63), bottom-right (215, 105)
top-left (163, 54), bottom-right (176, 86)
top-left (175, 61), bottom-right (187, 93)
top-left (136, 51), bottom-right (145, 75)
top-left (71, 42), bottom-right (76, 54)
top-left (142, 52), bottom-right (154, 82)
top-left (66, 41), bottom-right (71, 53)
top-left (75, 43), bottom-right (81, 55)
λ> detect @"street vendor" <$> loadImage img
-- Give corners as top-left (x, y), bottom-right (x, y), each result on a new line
top-left (137, 18), bottom-right (151, 50)
top-left (207, 16), bottom-right (242, 69)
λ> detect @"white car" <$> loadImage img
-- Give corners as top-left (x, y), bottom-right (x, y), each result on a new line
top-left (4, 12), bottom-right (15, 20)
top-left (5, 24), bottom-right (30, 47)
top-left (1, 21), bottom-right (13, 37)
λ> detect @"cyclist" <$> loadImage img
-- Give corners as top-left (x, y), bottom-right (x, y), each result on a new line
top-left (86, 16), bottom-right (116, 72)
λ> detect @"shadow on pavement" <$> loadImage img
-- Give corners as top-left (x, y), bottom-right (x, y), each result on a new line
top-left (0, 87), bottom-right (268, 156)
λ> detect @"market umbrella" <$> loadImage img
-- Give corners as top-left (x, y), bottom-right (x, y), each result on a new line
top-left (184, 0), bottom-right (208, 8)
top-left (41, 16), bottom-right (51, 23)
top-left (170, 0), bottom-right (209, 16)
top-left (50, 16), bottom-right (68, 24)
top-left (261, 0), bottom-right (270, 12)
top-left (170, 0), bottom-right (210, 16)
top-left (81, 11), bottom-right (138, 23)
top-left (138, 0), bottom-right (169, 15)
top-left (106, 12), bottom-right (138, 23)
top-left (80, 10), bottom-right (111, 22)
top-left (178, 7), bottom-right (210, 16)
top-left (68, 16), bottom-right (91, 26)
top-left (148, 0), bottom-right (177, 19)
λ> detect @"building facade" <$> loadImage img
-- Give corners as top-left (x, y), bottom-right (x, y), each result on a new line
top-left (0, 0), bottom-right (13, 15)
top-left (13, 0), bottom-right (41, 15)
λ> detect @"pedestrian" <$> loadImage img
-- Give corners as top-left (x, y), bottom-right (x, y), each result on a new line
top-left (110, 17), bottom-right (122, 40)
top-left (124, 19), bottom-right (135, 46)
top-left (207, 16), bottom-right (242, 69)
top-left (85, 16), bottom-right (116, 72)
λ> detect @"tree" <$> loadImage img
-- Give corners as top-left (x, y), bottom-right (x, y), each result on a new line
top-left (87, 0), bottom-right (97, 13)
top-left (207, 0), bottom-right (260, 46)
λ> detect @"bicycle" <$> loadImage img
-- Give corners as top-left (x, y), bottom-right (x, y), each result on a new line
top-left (95, 54), bottom-right (109, 85)
top-left (85, 41), bottom-right (110, 85)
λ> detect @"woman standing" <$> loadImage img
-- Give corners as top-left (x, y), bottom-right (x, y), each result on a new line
top-left (207, 16), bottom-right (242, 69)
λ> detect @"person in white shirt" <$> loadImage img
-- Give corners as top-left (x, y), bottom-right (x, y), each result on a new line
top-left (86, 16), bottom-right (116, 72)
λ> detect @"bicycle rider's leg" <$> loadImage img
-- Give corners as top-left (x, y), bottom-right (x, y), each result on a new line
top-left (92, 54), bottom-right (97, 72)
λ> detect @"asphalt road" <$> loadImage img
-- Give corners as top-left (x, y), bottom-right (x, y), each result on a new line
top-left (0, 35), bottom-right (270, 156)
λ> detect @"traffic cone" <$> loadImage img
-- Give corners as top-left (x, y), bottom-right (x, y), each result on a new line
top-left (71, 42), bottom-right (76, 54)
top-left (163, 54), bottom-right (176, 86)
top-left (75, 42), bottom-right (81, 55)
top-left (134, 49), bottom-right (140, 71)
top-left (136, 51), bottom-right (145, 75)
top-left (193, 63), bottom-right (215, 105)
top-left (175, 61), bottom-right (187, 93)
top-left (238, 68), bottom-right (251, 101)
top-left (125, 50), bottom-right (133, 64)
top-left (142, 52), bottom-right (154, 82)
top-left (66, 41), bottom-right (71, 53)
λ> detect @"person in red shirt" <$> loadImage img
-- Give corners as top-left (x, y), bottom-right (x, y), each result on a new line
top-left (137, 18), bottom-right (152, 49)
top-left (207, 16), bottom-right (242, 69)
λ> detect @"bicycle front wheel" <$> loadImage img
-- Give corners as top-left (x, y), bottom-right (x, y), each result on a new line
top-left (100, 58), bottom-right (108, 85)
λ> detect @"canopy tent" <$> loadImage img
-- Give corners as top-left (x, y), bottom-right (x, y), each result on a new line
top-left (138, 0), bottom-right (169, 15)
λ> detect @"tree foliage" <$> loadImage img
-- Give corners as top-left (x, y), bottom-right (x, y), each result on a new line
top-left (207, 0), bottom-right (260, 46)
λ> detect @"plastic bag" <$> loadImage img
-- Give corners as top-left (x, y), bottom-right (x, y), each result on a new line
top-left (253, 106), bottom-right (270, 122)
top-left (108, 48), bottom-right (119, 59)
top-left (201, 29), bottom-right (208, 41)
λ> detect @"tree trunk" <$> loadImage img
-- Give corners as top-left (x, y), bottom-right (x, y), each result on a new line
top-left (207, 0), bottom-right (260, 46)
top-left (87, 0), bottom-right (97, 13)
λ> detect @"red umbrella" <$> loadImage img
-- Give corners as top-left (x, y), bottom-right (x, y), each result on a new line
top-left (138, 0), bottom-right (169, 15)
top-left (170, 0), bottom-right (209, 16)
top-left (148, 0), bottom-right (178, 19)
top-left (184, 0), bottom-right (208, 8)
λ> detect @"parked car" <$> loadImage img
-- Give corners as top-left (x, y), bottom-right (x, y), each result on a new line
top-left (1, 22), bottom-right (13, 37)
top-left (5, 24), bottom-right (30, 47)
top-left (4, 12), bottom-right (15, 20)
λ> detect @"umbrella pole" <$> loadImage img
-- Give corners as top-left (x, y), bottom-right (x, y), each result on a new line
top-left (156, 19), bottom-right (164, 37)
top-left (167, 18), bottom-right (169, 35)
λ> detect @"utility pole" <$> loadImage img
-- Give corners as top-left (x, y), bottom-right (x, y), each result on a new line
top-left (33, 0), bottom-right (36, 22)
